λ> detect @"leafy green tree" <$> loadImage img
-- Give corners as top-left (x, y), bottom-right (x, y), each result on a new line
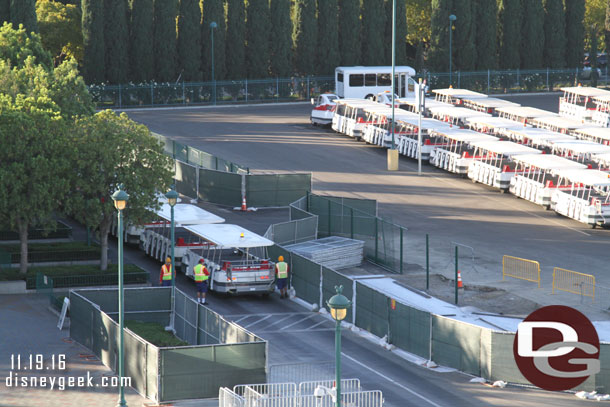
top-left (201, 0), bottom-right (226, 81)
top-left (129, 0), bottom-right (154, 82)
top-left (70, 111), bottom-right (173, 270)
top-left (153, 0), bottom-right (177, 82)
top-left (177, 0), bottom-right (201, 81)
top-left (497, 0), bottom-right (521, 69)
top-left (591, 24), bottom-right (600, 86)
top-left (586, 0), bottom-right (605, 51)
top-left (10, 0), bottom-right (37, 33)
top-left (269, 0), bottom-right (292, 77)
top-left (521, 0), bottom-right (544, 69)
top-left (474, 0), bottom-right (496, 70)
top-left (543, 0), bottom-right (566, 68)
top-left (0, 22), bottom-right (52, 69)
top-left (81, 0), bottom-right (104, 83)
top-left (0, 0), bottom-right (9, 24)
top-left (452, 0), bottom-right (475, 71)
top-left (361, 0), bottom-right (385, 65)
top-left (605, 0), bottom-right (610, 55)
top-left (225, 0), bottom-right (245, 79)
top-left (406, 0), bottom-right (431, 46)
top-left (36, 0), bottom-right (83, 66)
top-left (48, 59), bottom-right (95, 119)
top-left (338, 0), bottom-right (360, 65)
top-left (428, 0), bottom-right (453, 72)
top-left (104, 0), bottom-right (129, 84)
top-left (0, 94), bottom-right (71, 274)
top-left (246, 0), bottom-right (270, 78)
top-left (384, 0), bottom-right (407, 66)
top-left (565, 0), bottom-right (584, 68)
top-left (293, 0), bottom-right (316, 75)
top-left (317, 0), bottom-right (339, 75)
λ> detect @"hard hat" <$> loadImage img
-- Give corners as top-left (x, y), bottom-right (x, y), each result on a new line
top-left (278, 255), bottom-right (284, 262)
top-left (199, 258), bottom-right (205, 263)
top-left (166, 257), bottom-right (171, 263)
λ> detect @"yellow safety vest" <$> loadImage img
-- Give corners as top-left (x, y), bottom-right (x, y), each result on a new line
top-left (161, 264), bottom-right (173, 280)
top-left (194, 264), bottom-right (209, 282)
top-left (276, 262), bottom-right (288, 279)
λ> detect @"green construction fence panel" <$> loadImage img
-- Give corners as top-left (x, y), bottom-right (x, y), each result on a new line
top-left (198, 306), bottom-right (221, 345)
top-left (326, 196), bottom-right (377, 217)
top-left (431, 316), bottom-right (483, 377)
top-left (175, 161), bottom-right (198, 199)
top-left (489, 331), bottom-right (527, 384)
top-left (355, 282), bottom-right (389, 339)
top-left (291, 253), bottom-right (322, 306)
top-left (173, 141), bottom-right (188, 162)
top-left (321, 267), bottom-right (353, 323)
top-left (594, 343), bottom-right (610, 393)
top-left (198, 168), bottom-right (242, 206)
top-left (246, 173), bottom-right (312, 208)
top-left (146, 343), bottom-right (159, 400)
top-left (159, 342), bottom-right (267, 402)
top-left (389, 302), bottom-right (431, 359)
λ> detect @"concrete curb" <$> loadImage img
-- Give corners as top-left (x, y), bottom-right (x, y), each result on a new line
top-left (114, 101), bottom-right (310, 113)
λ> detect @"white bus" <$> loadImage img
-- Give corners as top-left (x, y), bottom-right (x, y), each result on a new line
top-left (335, 66), bottom-right (416, 99)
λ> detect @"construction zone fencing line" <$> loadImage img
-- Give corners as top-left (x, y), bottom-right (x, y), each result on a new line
top-left (219, 387), bottom-right (244, 407)
top-left (234, 383), bottom-right (298, 398)
top-left (502, 255), bottom-right (541, 287)
top-left (299, 379), bottom-right (361, 395)
top-left (552, 267), bottom-right (595, 302)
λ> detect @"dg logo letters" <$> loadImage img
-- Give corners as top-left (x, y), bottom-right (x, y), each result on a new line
top-left (513, 305), bottom-right (600, 391)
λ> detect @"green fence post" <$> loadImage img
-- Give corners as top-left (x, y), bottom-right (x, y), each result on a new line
top-left (375, 218), bottom-right (378, 263)
top-left (454, 246), bottom-right (458, 305)
top-left (306, 190), bottom-right (310, 212)
top-left (426, 234), bottom-right (429, 290)
top-left (399, 228), bottom-right (403, 274)
top-left (350, 208), bottom-right (354, 240)
top-left (215, 156), bottom-right (218, 170)
top-left (327, 199), bottom-right (331, 236)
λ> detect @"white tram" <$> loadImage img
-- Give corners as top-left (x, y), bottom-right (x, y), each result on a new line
top-left (428, 128), bottom-right (498, 174)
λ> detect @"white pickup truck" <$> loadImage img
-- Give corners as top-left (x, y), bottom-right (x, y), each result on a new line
top-left (181, 224), bottom-right (276, 295)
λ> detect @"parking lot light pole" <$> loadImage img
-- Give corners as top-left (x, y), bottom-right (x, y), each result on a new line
top-left (210, 21), bottom-right (217, 105)
top-left (165, 187), bottom-right (178, 332)
top-left (449, 14), bottom-right (457, 86)
top-left (111, 185), bottom-right (129, 407)
top-left (327, 286), bottom-right (351, 407)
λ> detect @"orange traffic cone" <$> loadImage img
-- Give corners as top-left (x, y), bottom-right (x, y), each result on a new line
top-left (457, 270), bottom-right (464, 289)
top-left (241, 197), bottom-right (247, 211)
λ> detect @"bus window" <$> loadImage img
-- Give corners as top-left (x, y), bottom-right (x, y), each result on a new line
top-left (349, 74), bottom-right (364, 87)
top-left (337, 73), bottom-right (344, 82)
top-left (378, 74), bottom-right (391, 86)
top-left (365, 74), bottom-right (377, 86)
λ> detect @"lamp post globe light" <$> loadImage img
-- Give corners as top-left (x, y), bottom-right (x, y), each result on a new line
top-left (449, 14), bottom-right (457, 87)
top-left (111, 185), bottom-right (129, 407)
top-left (327, 285), bottom-right (351, 407)
top-left (165, 187), bottom-right (178, 332)
top-left (210, 21), bottom-right (218, 105)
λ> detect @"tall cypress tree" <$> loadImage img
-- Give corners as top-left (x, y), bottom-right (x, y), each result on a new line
top-left (129, 0), bottom-right (154, 82)
top-left (225, 0), bottom-right (245, 79)
top-left (564, 0), bottom-right (584, 68)
top-left (10, 0), bottom-right (37, 33)
top-left (497, 0), bottom-right (520, 69)
top-left (338, 0), bottom-right (360, 66)
top-left (605, 0), bottom-right (610, 62)
top-left (293, 0), bottom-right (316, 75)
top-left (520, 0), bottom-right (544, 69)
top-left (176, 0), bottom-right (201, 81)
top-left (269, 0), bottom-right (292, 77)
top-left (474, 0), bottom-right (496, 70)
top-left (82, 0), bottom-right (105, 83)
top-left (317, 0), bottom-right (339, 75)
top-left (104, 0), bottom-right (129, 84)
top-left (383, 0), bottom-right (407, 66)
top-left (591, 25), bottom-right (599, 87)
top-left (361, 0), bottom-right (385, 66)
top-left (543, 0), bottom-right (566, 68)
top-left (452, 0), bottom-right (475, 71)
top-left (0, 0), bottom-right (9, 24)
top-left (246, 0), bottom-right (270, 79)
top-left (201, 0), bottom-right (226, 81)
top-left (428, 0), bottom-right (453, 72)
top-left (153, 0), bottom-right (177, 82)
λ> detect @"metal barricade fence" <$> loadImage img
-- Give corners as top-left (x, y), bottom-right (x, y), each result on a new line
top-left (220, 387), bottom-right (245, 407)
top-left (234, 383), bottom-right (297, 398)
top-left (244, 386), bottom-right (264, 407)
top-left (298, 379), bottom-right (361, 395)
top-left (502, 255), bottom-right (541, 287)
top-left (552, 267), bottom-right (595, 302)
top-left (298, 390), bottom-right (384, 407)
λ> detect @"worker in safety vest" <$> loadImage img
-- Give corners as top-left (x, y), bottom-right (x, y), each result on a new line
top-left (160, 257), bottom-right (173, 287)
top-left (193, 258), bottom-right (210, 304)
top-left (275, 256), bottom-right (289, 299)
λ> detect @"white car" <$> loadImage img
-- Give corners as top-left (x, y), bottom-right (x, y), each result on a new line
top-left (310, 93), bottom-right (338, 126)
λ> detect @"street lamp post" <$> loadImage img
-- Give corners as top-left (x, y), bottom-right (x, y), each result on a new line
top-left (210, 21), bottom-right (217, 105)
top-left (165, 187), bottom-right (178, 332)
top-left (449, 14), bottom-right (457, 87)
top-left (387, 0), bottom-right (399, 171)
top-left (111, 185), bottom-right (129, 407)
top-left (327, 286), bottom-right (351, 407)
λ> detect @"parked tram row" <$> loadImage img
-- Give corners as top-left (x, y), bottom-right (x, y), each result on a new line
top-left (329, 87), bottom-right (610, 228)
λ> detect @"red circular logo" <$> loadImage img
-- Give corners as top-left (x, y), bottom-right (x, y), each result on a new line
top-left (513, 305), bottom-right (600, 391)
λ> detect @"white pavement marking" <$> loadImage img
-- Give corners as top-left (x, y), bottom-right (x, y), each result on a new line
top-left (233, 315), bottom-right (251, 324)
top-left (307, 319), bottom-right (332, 329)
top-left (279, 313), bottom-right (319, 331)
top-left (259, 314), bottom-right (299, 330)
top-left (117, 101), bottom-right (309, 113)
top-left (342, 353), bottom-right (444, 407)
top-left (243, 314), bottom-right (273, 329)
top-left (257, 328), bottom-right (335, 334)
